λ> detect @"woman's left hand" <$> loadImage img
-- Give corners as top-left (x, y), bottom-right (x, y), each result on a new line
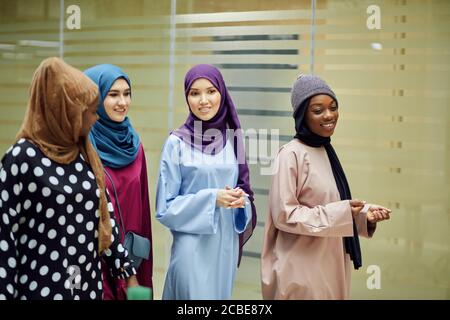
top-left (366, 205), bottom-right (391, 223)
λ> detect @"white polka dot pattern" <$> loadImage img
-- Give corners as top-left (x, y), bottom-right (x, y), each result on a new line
top-left (0, 139), bottom-right (137, 300)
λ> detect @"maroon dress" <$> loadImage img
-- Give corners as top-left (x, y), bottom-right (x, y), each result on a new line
top-left (101, 144), bottom-right (153, 299)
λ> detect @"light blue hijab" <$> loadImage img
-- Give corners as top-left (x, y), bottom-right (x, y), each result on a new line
top-left (84, 64), bottom-right (140, 168)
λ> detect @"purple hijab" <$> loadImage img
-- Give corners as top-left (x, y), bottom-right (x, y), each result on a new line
top-left (172, 64), bottom-right (257, 266)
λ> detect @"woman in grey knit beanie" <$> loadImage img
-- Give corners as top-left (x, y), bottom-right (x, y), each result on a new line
top-left (261, 74), bottom-right (391, 300)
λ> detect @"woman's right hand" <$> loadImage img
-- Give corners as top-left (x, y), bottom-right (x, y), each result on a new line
top-left (349, 199), bottom-right (366, 218)
top-left (216, 188), bottom-right (244, 208)
top-left (366, 205), bottom-right (391, 223)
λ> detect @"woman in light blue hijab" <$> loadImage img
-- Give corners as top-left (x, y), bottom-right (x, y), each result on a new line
top-left (84, 64), bottom-right (153, 300)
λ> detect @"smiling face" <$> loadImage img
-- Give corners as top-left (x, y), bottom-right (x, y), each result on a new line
top-left (304, 94), bottom-right (339, 137)
top-left (187, 78), bottom-right (221, 121)
top-left (103, 78), bottom-right (131, 122)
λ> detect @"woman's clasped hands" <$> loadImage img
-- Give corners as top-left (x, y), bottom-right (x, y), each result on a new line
top-left (216, 186), bottom-right (248, 209)
top-left (350, 199), bottom-right (391, 223)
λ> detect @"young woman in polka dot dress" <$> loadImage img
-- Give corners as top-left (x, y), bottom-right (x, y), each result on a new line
top-left (0, 57), bottom-right (137, 300)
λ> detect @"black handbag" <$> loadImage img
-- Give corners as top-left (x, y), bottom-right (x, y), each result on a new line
top-left (104, 169), bottom-right (150, 270)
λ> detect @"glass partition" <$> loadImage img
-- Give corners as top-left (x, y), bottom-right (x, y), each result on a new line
top-left (0, 0), bottom-right (448, 300)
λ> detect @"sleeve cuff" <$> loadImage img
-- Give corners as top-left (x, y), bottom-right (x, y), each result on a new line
top-left (233, 196), bottom-right (251, 234)
top-left (115, 263), bottom-right (137, 279)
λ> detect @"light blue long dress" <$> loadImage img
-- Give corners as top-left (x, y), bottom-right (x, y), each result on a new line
top-left (156, 135), bottom-right (251, 300)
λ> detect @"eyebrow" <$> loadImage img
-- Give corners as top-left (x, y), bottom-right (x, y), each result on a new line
top-left (309, 101), bottom-right (337, 108)
top-left (109, 88), bottom-right (131, 93)
top-left (189, 86), bottom-right (216, 90)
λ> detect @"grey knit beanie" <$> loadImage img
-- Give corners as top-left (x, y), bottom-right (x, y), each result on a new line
top-left (291, 74), bottom-right (338, 116)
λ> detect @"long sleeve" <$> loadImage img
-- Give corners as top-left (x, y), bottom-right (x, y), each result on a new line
top-left (139, 148), bottom-right (153, 288)
top-left (156, 137), bottom-right (219, 234)
top-left (139, 147), bottom-right (152, 241)
top-left (355, 204), bottom-right (376, 238)
top-left (102, 193), bottom-right (136, 279)
top-left (0, 150), bottom-right (21, 299)
top-left (270, 148), bottom-right (354, 237)
top-left (232, 196), bottom-right (251, 234)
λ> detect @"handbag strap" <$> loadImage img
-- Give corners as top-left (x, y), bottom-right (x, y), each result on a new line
top-left (104, 169), bottom-right (126, 239)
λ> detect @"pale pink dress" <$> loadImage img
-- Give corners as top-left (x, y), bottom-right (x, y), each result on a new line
top-left (261, 139), bottom-right (375, 300)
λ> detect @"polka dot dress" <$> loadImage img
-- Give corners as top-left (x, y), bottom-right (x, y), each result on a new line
top-left (0, 139), bottom-right (136, 300)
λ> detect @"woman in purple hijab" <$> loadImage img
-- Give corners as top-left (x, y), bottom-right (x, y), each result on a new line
top-left (156, 64), bottom-right (257, 299)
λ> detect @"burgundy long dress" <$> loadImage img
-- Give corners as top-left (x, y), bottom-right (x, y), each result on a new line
top-left (101, 144), bottom-right (153, 299)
